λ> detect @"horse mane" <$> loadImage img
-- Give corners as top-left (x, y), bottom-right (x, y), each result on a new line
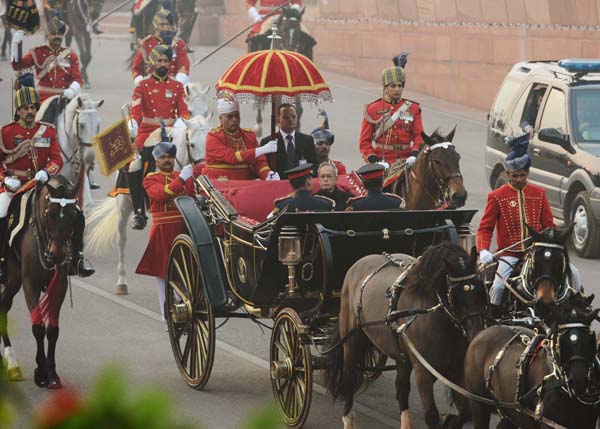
top-left (403, 241), bottom-right (469, 296)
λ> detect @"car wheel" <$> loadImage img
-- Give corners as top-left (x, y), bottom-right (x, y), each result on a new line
top-left (570, 191), bottom-right (600, 258)
top-left (494, 172), bottom-right (508, 189)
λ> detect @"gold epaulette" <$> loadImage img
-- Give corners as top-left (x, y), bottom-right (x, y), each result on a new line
top-left (402, 98), bottom-right (420, 106)
top-left (209, 126), bottom-right (223, 133)
top-left (346, 195), bottom-right (365, 204)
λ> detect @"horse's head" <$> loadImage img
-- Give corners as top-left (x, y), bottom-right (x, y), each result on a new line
top-left (550, 300), bottom-right (599, 397)
top-left (525, 224), bottom-right (573, 306)
top-left (84, 0), bottom-right (104, 21)
top-left (278, 5), bottom-right (304, 50)
top-left (185, 83), bottom-right (211, 118)
top-left (38, 176), bottom-right (80, 264)
top-left (175, 115), bottom-right (211, 167)
top-left (438, 245), bottom-right (487, 341)
top-left (73, 96), bottom-right (104, 145)
top-left (419, 127), bottom-right (467, 208)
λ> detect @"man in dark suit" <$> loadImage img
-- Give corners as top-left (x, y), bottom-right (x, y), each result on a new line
top-left (315, 162), bottom-right (353, 210)
top-left (260, 103), bottom-right (317, 178)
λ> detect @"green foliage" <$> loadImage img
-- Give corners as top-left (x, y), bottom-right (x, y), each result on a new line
top-left (243, 404), bottom-right (284, 429)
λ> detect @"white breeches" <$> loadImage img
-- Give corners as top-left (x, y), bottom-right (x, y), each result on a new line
top-left (0, 191), bottom-right (15, 218)
top-left (155, 277), bottom-right (166, 321)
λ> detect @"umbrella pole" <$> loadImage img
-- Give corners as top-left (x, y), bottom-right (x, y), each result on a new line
top-left (271, 99), bottom-right (277, 138)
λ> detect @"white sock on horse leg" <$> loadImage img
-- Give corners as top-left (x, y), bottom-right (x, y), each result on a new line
top-left (4, 346), bottom-right (19, 369)
top-left (155, 277), bottom-right (166, 321)
top-left (342, 411), bottom-right (356, 429)
top-left (400, 410), bottom-right (412, 429)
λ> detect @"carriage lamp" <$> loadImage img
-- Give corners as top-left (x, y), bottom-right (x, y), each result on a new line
top-left (278, 227), bottom-right (303, 294)
top-left (457, 223), bottom-right (475, 252)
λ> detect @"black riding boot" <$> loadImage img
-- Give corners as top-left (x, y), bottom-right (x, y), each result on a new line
top-left (0, 217), bottom-right (8, 284)
top-left (69, 210), bottom-right (95, 278)
top-left (126, 169), bottom-right (147, 230)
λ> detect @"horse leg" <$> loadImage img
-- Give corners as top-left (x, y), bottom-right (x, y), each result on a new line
top-left (413, 364), bottom-right (440, 429)
top-left (396, 358), bottom-right (413, 429)
top-left (115, 195), bottom-right (132, 295)
top-left (341, 333), bottom-right (369, 429)
top-left (469, 402), bottom-right (491, 429)
top-left (1, 257), bottom-right (24, 381)
top-left (46, 272), bottom-right (68, 389)
top-left (81, 34), bottom-right (92, 88)
top-left (32, 324), bottom-right (49, 387)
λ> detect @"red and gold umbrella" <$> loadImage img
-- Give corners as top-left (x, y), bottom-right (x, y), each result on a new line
top-left (216, 49), bottom-right (333, 105)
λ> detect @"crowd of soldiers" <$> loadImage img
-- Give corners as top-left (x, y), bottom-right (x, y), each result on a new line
top-left (0, 0), bottom-right (570, 319)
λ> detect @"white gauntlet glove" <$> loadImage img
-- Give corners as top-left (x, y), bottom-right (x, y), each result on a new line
top-left (133, 75), bottom-right (144, 86)
top-left (175, 73), bottom-right (189, 85)
top-left (35, 170), bottom-right (49, 183)
top-left (248, 6), bottom-right (263, 23)
top-left (62, 81), bottom-right (81, 100)
top-left (179, 164), bottom-right (193, 181)
top-left (11, 30), bottom-right (25, 63)
top-left (479, 249), bottom-right (494, 265)
top-left (405, 156), bottom-right (417, 167)
top-left (255, 140), bottom-right (278, 157)
top-left (377, 161), bottom-right (389, 169)
top-left (3, 177), bottom-right (21, 192)
top-left (128, 119), bottom-right (138, 138)
top-left (266, 171), bottom-right (280, 181)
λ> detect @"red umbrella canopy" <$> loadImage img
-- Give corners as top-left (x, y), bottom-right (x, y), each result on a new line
top-left (216, 50), bottom-right (333, 104)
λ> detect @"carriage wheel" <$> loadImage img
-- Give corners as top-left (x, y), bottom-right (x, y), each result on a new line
top-left (165, 234), bottom-right (215, 390)
top-left (270, 308), bottom-right (313, 428)
top-left (362, 345), bottom-right (387, 381)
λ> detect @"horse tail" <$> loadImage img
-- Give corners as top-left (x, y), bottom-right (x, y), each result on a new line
top-left (323, 329), bottom-right (345, 401)
top-left (85, 197), bottom-right (119, 255)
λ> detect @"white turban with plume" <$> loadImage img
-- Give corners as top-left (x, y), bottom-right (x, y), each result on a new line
top-left (217, 98), bottom-right (239, 115)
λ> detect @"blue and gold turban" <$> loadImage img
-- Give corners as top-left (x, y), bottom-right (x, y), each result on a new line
top-left (153, 9), bottom-right (174, 27)
top-left (149, 44), bottom-right (173, 65)
top-left (15, 87), bottom-right (40, 109)
top-left (381, 52), bottom-right (408, 86)
top-left (152, 141), bottom-right (177, 160)
top-left (47, 16), bottom-right (66, 35)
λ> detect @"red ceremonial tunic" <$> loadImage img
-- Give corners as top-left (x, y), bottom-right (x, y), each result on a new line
top-left (135, 170), bottom-right (194, 278)
top-left (332, 159), bottom-right (347, 175)
top-left (477, 183), bottom-right (556, 257)
top-left (204, 127), bottom-right (270, 180)
top-left (247, 0), bottom-right (302, 36)
top-left (130, 74), bottom-right (190, 150)
top-left (131, 35), bottom-right (190, 81)
top-left (12, 45), bottom-right (83, 102)
top-left (0, 120), bottom-right (63, 194)
top-left (359, 97), bottom-right (424, 164)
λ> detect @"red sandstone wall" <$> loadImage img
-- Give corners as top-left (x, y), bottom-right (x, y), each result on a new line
top-left (219, 0), bottom-right (600, 110)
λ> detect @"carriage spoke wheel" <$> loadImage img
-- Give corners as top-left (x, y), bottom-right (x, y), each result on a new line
top-left (270, 308), bottom-right (313, 428)
top-left (362, 345), bottom-right (387, 381)
top-left (165, 234), bottom-right (215, 390)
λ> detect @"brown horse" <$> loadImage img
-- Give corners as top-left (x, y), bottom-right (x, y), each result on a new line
top-left (324, 242), bottom-right (487, 429)
top-left (0, 176), bottom-right (81, 389)
top-left (464, 296), bottom-right (600, 429)
top-left (387, 128), bottom-right (468, 210)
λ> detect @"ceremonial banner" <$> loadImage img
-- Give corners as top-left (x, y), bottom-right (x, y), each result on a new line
top-left (92, 119), bottom-right (134, 176)
top-left (5, 0), bottom-right (40, 33)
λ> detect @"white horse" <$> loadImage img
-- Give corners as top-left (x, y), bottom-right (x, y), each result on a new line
top-left (85, 113), bottom-right (211, 295)
top-left (37, 95), bottom-right (104, 210)
top-left (185, 83), bottom-right (211, 118)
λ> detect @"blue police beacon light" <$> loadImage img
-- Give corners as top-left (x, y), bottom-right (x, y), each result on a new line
top-left (558, 59), bottom-right (600, 74)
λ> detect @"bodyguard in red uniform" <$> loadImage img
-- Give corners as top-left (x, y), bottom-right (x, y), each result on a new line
top-left (311, 123), bottom-right (347, 175)
top-left (11, 17), bottom-right (83, 102)
top-left (135, 141), bottom-right (194, 320)
top-left (204, 98), bottom-right (278, 181)
top-left (246, 0), bottom-right (302, 38)
top-left (359, 53), bottom-right (424, 166)
top-left (131, 9), bottom-right (190, 86)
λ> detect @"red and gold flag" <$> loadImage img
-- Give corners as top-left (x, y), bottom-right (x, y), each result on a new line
top-left (92, 119), bottom-right (134, 176)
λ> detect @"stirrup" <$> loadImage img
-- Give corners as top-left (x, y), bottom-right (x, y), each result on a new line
top-left (131, 214), bottom-right (147, 230)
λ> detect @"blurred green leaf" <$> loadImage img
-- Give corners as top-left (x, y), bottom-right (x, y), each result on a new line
top-left (243, 404), bottom-right (284, 429)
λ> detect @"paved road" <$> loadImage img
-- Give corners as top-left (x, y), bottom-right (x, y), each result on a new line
top-left (1, 31), bottom-right (598, 429)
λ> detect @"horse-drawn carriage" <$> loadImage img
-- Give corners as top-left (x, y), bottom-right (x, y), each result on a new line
top-left (163, 174), bottom-right (477, 427)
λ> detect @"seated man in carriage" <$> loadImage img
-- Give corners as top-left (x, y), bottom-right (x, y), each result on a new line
top-left (136, 141), bottom-right (194, 320)
top-left (359, 53), bottom-right (424, 168)
top-left (315, 162), bottom-right (352, 210)
top-left (11, 17), bottom-right (82, 104)
top-left (127, 44), bottom-right (190, 230)
top-left (346, 163), bottom-right (404, 211)
top-left (271, 163), bottom-right (334, 216)
top-left (0, 87), bottom-right (93, 283)
top-left (477, 134), bottom-right (581, 317)
top-left (203, 98), bottom-right (279, 181)
top-left (131, 9), bottom-right (190, 86)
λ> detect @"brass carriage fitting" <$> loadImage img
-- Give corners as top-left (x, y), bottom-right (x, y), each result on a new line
top-left (271, 357), bottom-right (293, 381)
top-left (279, 227), bottom-right (303, 294)
top-left (457, 223), bottom-right (475, 252)
top-left (171, 303), bottom-right (190, 324)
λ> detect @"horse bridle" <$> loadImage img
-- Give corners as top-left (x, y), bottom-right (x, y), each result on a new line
top-left (59, 106), bottom-right (98, 175)
top-left (438, 271), bottom-right (488, 336)
top-left (182, 128), bottom-right (204, 166)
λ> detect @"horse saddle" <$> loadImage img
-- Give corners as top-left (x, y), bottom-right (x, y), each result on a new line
top-left (382, 159), bottom-right (407, 196)
top-left (7, 188), bottom-right (35, 249)
top-left (36, 96), bottom-right (68, 127)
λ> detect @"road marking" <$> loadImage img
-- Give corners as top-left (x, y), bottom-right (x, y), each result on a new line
top-left (71, 278), bottom-right (400, 427)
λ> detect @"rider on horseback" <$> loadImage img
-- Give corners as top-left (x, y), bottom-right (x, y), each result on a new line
top-left (0, 87), bottom-right (94, 283)
top-left (132, 9), bottom-right (190, 86)
top-left (11, 17), bottom-right (82, 103)
top-left (246, 0), bottom-right (302, 40)
top-left (477, 134), bottom-right (580, 317)
top-left (127, 44), bottom-right (190, 230)
top-left (359, 53), bottom-right (424, 167)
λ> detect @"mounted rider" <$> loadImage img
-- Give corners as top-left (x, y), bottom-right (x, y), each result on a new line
top-left (0, 87), bottom-right (94, 283)
top-left (359, 53), bottom-right (424, 167)
top-left (127, 44), bottom-right (190, 230)
top-left (11, 17), bottom-right (82, 104)
top-left (131, 9), bottom-right (190, 86)
top-left (477, 134), bottom-right (581, 317)
top-left (246, 0), bottom-right (302, 44)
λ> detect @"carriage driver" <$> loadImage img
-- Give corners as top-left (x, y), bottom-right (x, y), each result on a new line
top-left (359, 53), bottom-right (424, 167)
top-left (127, 44), bottom-right (190, 230)
top-left (477, 134), bottom-right (581, 318)
top-left (0, 87), bottom-right (94, 283)
top-left (135, 141), bottom-right (194, 320)
top-left (131, 9), bottom-right (190, 86)
top-left (11, 17), bottom-right (83, 103)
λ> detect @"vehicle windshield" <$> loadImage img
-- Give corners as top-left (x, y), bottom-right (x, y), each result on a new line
top-left (573, 87), bottom-right (600, 142)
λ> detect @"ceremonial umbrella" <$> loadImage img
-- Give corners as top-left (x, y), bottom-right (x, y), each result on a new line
top-left (216, 49), bottom-right (333, 136)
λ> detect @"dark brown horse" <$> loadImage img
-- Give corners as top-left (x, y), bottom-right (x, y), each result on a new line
top-left (324, 242), bottom-right (487, 429)
top-left (464, 296), bottom-right (600, 429)
top-left (0, 176), bottom-right (81, 389)
top-left (387, 128), bottom-right (468, 210)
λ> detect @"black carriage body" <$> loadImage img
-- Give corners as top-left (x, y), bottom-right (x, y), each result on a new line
top-left (175, 177), bottom-right (477, 311)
